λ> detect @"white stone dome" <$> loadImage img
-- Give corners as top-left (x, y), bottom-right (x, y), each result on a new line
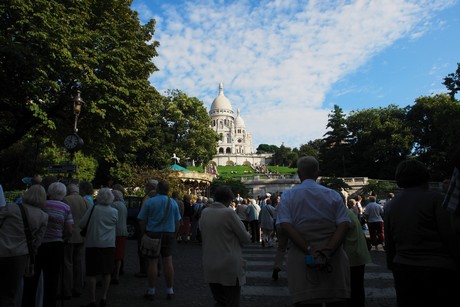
top-left (235, 109), bottom-right (245, 127)
top-left (210, 82), bottom-right (233, 112)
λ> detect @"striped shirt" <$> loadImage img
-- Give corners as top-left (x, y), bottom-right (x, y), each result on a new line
top-left (43, 200), bottom-right (74, 242)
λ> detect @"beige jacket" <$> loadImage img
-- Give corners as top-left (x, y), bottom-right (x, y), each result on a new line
top-left (199, 202), bottom-right (251, 286)
top-left (0, 203), bottom-right (48, 257)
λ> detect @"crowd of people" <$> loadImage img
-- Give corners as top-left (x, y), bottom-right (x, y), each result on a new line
top-left (0, 178), bottom-right (129, 307)
top-left (1, 149), bottom-right (459, 307)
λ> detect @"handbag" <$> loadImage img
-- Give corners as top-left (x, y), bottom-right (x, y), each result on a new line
top-left (140, 235), bottom-right (162, 258)
top-left (80, 204), bottom-right (96, 237)
top-left (140, 197), bottom-right (170, 258)
top-left (19, 204), bottom-right (35, 277)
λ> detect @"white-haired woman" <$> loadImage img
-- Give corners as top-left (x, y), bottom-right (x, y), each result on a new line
top-left (0, 184), bottom-right (48, 307)
top-left (22, 181), bottom-right (74, 307)
top-left (79, 188), bottom-right (118, 307)
top-left (110, 189), bottom-right (128, 284)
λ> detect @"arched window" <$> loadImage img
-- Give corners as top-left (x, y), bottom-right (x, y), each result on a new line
top-left (227, 134), bottom-right (231, 143)
top-left (219, 148), bottom-right (224, 154)
top-left (226, 147), bottom-right (232, 154)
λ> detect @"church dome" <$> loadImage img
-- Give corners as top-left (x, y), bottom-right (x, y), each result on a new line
top-left (235, 109), bottom-right (245, 128)
top-left (210, 82), bottom-right (233, 112)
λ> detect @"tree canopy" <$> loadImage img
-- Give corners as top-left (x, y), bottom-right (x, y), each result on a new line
top-left (443, 63), bottom-right (460, 100)
top-left (0, 0), bottom-right (160, 163)
top-left (136, 90), bottom-right (219, 169)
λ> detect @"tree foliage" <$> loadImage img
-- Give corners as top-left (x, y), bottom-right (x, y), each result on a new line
top-left (359, 180), bottom-right (398, 200)
top-left (406, 94), bottom-right (460, 179)
top-left (256, 144), bottom-right (279, 154)
top-left (320, 105), bottom-right (350, 176)
top-left (272, 144), bottom-right (294, 166)
top-left (443, 63), bottom-right (460, 100)
top-left (346, 105), bottom-right (413, 179)
top-left (297, 139), bottom-right (323, 159)
top-left (136, 90), bottom-right (219, 169)
top-left (0, 0), bottom-right (160, 163)
top-left (210, 177), bottom-right (249, 198)
top-left (318, 177), bottom-right (352, 193)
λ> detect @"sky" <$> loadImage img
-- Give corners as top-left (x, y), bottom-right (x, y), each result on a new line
top-left (131, 0), bottom-right (460, 150)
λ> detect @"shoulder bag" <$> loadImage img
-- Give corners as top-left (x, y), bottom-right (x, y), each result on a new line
top-left (140, 197), bottom-right (170, 258)
top-left (19, 205), bottom-right (35, 277)
top-left (80, 204), bottom-right (96, 237)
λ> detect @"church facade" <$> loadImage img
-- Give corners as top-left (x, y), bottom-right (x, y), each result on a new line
top-left (209, 82), bottom-right (272, 166)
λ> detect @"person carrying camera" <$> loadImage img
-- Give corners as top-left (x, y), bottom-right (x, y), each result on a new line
top-left (277, 156), bottom-right (351, 306)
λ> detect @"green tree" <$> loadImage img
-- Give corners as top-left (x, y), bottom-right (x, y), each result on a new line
top-left (406, 94), bottom-right (460, 179)
top-left (297, 139), bottom-right (323, 158)
top-left (272, 144), bottom-right (293, 166)
top-left (318, 177), bottom-right (352, 193)
top-left (346, 105), bottom-right (413, 179)
top-left (320, 105), bottom-right (350, 177)
top-left (0, 0), bottom-right (160, 164)
top-left (360, 180), bottom-right (397, 200)
top-left (210, 177), bottom-right (249, 198)
top-left (256, 144), bottom-right (279, 154)
top-left (137, 90), bottom-right (219, 169)
top-left (443, 63), bottom-right (460, 100)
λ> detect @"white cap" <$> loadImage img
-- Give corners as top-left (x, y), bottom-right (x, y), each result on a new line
top-left (266, 193), bottom-right (271, 197)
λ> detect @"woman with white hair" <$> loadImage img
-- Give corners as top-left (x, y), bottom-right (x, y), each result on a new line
top-left (110, 189), bottom-right (128, 285)
top-left (79, 188), bottom-right (118, 307)
top-left (0, 184), bottom-right (48, 307)
top-left (22, 181), bottom-right (74, 307)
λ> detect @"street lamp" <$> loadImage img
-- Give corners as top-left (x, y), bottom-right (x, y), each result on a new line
top-left (64, 91), bottom-right (84, 154)
top-left (73, 90), bottom-right (84, 133)
top-left (52, 91), bottom-right (85, 181)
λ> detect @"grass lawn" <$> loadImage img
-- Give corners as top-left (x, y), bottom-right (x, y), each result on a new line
top-left (188, 165), bottom-right (296, 178)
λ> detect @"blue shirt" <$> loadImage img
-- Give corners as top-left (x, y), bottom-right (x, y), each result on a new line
top-left (137, 194), bottom-right (181, 232)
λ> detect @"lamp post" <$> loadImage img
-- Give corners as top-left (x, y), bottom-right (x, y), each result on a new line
top-left (63, 91), bottom-right (85, 174)
top-left (72, 90), bottom-right (84, 133)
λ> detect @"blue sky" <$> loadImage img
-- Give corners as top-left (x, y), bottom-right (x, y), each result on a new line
top-left (131, 0), bottom-right (460, 150)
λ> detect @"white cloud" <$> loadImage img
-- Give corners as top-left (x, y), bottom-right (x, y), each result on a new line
top-left (135, 0), bottom-right (455, 148)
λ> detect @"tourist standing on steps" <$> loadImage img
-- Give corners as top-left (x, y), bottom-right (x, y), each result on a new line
top-left (384, 159), bottom-right (460, 307)
top-left (0, 184), bottom-right (48, 307)
top-left (79, 188), bottom-right (118, 307)
top-left (235, 198), bottom-right (249, 231)
top-left (79, 181), bottom-right (94, 207)
top-left (191, 196), bottom-right (204, 242)
top-left (137, 180), bottom-right (181, 301)
top-left (277, 156), bottom-right (351, 306)
top-left (199, 185), bottom-right (251, 307)
top-left (22, 182), bottom-right (74, 307)
top-left (110, 189), bottom-right (128, 285)
top-left (180, 194), bottom-right (193, 243)
top-left (61, 183), bottom-right (89, 299)
top-left (343, 198), bottom-right (372, 307)
top-left (247, 199), bottom-right (260, 243)
top-left (363, 195), bottom-right (384, 250)
top-left (135, 179), bottom-right (157, 278)
top-left (259, 199), bottom-right (276, 248)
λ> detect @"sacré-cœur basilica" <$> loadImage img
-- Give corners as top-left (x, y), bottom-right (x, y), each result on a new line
top-left (208, 82), bottom-right (272, 167)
